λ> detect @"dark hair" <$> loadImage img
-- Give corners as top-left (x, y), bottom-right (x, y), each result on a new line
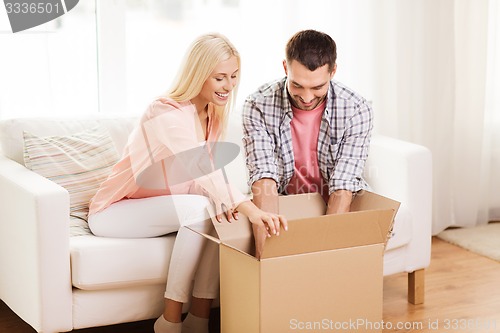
top-left (285, 30), bottom-right (336, 72)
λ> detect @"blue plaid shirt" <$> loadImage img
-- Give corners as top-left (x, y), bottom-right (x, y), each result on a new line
top-left (242, 77), bottom-right (373, 195)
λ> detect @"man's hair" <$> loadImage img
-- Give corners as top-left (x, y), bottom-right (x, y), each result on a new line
top-left (285, 30), bottom-right (336, 72)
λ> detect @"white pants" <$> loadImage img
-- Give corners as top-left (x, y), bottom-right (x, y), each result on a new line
top-left (88, 194), bottom-right (219, 303)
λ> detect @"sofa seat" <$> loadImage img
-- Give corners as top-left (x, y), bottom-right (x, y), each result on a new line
top-left (70, 234), bottom-right (176, 290)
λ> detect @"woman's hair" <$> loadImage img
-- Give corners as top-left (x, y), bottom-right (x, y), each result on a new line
top-left (167, 33), bottom-right (240, 138)
top-left (285, 30), bottom-right (336, 72)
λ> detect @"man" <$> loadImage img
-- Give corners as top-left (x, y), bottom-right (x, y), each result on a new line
top-left (242, 30), bottom-right (373, 257)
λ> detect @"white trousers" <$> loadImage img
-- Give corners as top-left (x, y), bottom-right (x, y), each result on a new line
top-left (88, 194), bottom-right (219, 303)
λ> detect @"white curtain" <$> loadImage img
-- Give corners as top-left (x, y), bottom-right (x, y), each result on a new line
top-left (371, 0), bottom-right (500, 234)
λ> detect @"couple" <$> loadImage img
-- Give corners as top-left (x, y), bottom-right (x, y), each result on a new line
top-left (87, 29), bottom-right (373, 333)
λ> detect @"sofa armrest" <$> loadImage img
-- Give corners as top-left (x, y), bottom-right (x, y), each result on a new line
top-left (365, 135), bottom-right (433, 271)
top-left (0, 155), bottom-right (73, 333)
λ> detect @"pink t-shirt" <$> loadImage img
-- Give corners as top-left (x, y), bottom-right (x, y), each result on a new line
top-left (285, 100), bottom-right (330, 203)
top-left (89, 99), bottom-right (246, 215)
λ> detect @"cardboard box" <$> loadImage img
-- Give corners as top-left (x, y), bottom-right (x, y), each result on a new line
top-left (189, 190), bottom-right (400, 333)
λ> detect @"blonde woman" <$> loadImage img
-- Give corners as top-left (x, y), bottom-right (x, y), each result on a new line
top-left (88, 33), bottom-right (287, 333)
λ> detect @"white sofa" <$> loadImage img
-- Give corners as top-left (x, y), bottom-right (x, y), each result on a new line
top-left (0, 115), bottom-right (432, 333)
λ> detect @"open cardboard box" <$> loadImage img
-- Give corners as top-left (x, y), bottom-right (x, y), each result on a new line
top-left (188, 190), bottom-right (400, 333)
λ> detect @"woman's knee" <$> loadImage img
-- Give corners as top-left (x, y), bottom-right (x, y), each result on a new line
top-left (172, 195), bottom-right (212, 226)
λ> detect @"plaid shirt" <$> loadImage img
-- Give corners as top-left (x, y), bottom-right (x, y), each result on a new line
top-left (242, 77), bottom-right (373, 195)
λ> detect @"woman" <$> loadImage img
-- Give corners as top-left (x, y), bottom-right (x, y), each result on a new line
top-left (88, 33), bottom-right (287, 333)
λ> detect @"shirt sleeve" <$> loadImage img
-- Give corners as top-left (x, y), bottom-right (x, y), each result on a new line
top-left (242, 98), bottom-right (280, 187)
top-left (329, 100), bottom-right (373, 193)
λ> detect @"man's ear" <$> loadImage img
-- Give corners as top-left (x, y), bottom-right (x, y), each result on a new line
top-left (283, 60), bottom-right (288, 76)
top-left (330, 63), bottom-right (337, 79)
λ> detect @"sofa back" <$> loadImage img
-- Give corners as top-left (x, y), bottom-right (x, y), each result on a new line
top-left (0, 114), bottom-right (250, 194)
top-left (0, 116), bottom-right (138, 165)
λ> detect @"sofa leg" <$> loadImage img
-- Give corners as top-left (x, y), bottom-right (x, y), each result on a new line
top-left (408, 269), bottom-right (425, 305)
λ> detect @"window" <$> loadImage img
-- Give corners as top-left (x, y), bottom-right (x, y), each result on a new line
top-left (0, 1), bottom-right (97, 119)
top-left (100, 0), bottom-right (375, 115)
top-left (0, 0), bottom-right (374, 118)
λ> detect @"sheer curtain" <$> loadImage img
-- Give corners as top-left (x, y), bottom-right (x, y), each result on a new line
top-left (101, 0), bottom-right (375, 116)
top-left (371, 0), bottom-right (500, 234)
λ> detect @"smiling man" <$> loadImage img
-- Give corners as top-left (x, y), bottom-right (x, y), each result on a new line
top-left (242, 30), bottom-right (373, 257)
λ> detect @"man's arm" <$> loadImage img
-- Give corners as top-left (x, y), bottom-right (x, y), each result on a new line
top-left (326, 189), bottom-right (353, 215)
top-left (251, 178), bottom-right (279, 259)
top-left (327, 98), bottom-right (373, 209)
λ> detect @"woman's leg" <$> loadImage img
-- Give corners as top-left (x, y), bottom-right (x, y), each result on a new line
top-left (88, 195), bottom-right (187, 238)
top-left (191, 238), bottom-right (220, 313)
top-left (89, 194), bottom-right (216, 332)
top-left (180, 238), bottom-right (219, 333)
top-left (163, 196), bottom-right (216, 322)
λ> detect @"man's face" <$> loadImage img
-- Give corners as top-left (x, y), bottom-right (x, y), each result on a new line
top-left (284, 60), bottom-right (336, 111)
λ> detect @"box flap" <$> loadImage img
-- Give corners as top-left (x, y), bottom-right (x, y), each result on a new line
top-left (277, 190), bottom-right (400, 246)
top-left (278, 191), bottom-right (400, 221)
top-left (211, 214), bottom-right (255, 256)
top-left (351, 190), bottom-right (400, 218)
top-left (278, 192), bottom-right (326, 218)
top-left (351, 190), bottom-right (400, 244)
top-left (185, 218), bottom-right (222, 245)
top-left (261, 208), bottom-right (395, 259)
top-left (187, 205), bottom-right (255, 256)
top-left (189, 191), bottom-right (400, 260)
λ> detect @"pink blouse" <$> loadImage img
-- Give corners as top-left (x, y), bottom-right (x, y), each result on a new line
top-left (89, 99), bottom-right (246, 215)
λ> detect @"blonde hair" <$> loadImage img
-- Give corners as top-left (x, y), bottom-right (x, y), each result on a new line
top-left (167, 33), bottom-right (240, 138)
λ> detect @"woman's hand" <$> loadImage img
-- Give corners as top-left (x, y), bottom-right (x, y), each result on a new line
top-left (235, 200), bottom-right (288, 237)
top-left (246, 208), bottom-right (287, 237)
top-left (207, 194), bottom-right (239, 223)
top-left (238, 200), bottom-right (287, 259)
top-left (217, 204), bottom-right (239, 223)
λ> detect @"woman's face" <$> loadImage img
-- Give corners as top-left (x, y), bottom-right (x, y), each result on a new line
top-left (197, 56), bottom-right (239, 108)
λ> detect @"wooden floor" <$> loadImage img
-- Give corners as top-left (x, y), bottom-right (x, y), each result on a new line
top-left (383, 238), bottom-right (500, 333)
top-left (1, 237), bottom-right (500, 333)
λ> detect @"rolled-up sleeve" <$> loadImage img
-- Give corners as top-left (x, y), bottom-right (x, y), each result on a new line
top-left (330, 100), bottom-right (373, 193)
top-left (242, 99), bottom-right (279, 187)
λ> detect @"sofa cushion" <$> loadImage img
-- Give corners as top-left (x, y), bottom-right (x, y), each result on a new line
top-left (0, 116), bottom-right (137, 165)
top-left (70, 235), bottom-right (176, 290)
top-left (23, 126), bottom-right (119, 234)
